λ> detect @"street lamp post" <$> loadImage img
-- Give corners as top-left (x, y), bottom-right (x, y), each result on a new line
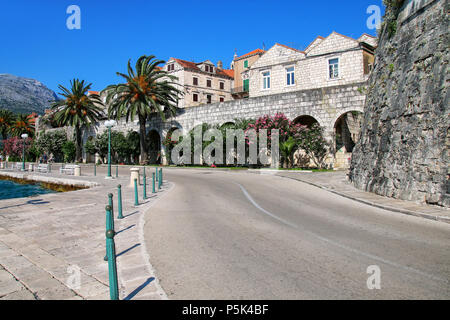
top-left (105, 120), bottom-right (116, 178)
top-left (21, 133), bottom-right (28, 171)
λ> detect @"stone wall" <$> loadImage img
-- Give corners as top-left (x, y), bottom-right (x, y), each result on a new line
top-left (86, 81), bottom-right (366, 165)
top-left (349, 0), bottom-right (449, 206)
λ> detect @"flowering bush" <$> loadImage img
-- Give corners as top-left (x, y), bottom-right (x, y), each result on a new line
top-left (245, 113), bottom-right (305, 146)
top-left (2, 136), bottom-right (33, 159)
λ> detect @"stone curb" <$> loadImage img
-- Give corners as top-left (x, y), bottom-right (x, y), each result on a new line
top-left (0, 171), bottom-right (100, 188)
top-left (275, 174), bottom-right (450, 225)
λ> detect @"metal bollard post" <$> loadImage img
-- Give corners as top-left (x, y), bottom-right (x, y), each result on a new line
top-left (104, 203), bottom-right (114, 261)
top-left (143, 169), bottom-right (147, 200)
top-left (160, 168), bottom-right (163, 186)
top-left (94, 163), bottom-right (96, 176)
top-left (158, 171), bottom-right (161, 190)
top-left (134, 178), bottom-right (139, 206)
top-left (155, 167), bottom-right (158, 182)
top-left (108, 193), bottom-right (115, 226)
top-left (152, 172), bottom-right (156, 193)
top-left (105, 206), bottom-right (119, 300)
top-left (49, 163), bottom-right (51, 173)
top-left (117, 184), bottom-right (123, 219)
top-left (116, 165), bottom-right (118, 178)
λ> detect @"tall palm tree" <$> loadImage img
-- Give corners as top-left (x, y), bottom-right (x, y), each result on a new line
top-left (102, 55), bottom-right (183, 164)
top-left (9, 113), bottom-right (35, 138)
top-left (51, 79), bottom-right (104, 162)
top-left (0, 109), bottom-right (16, 139)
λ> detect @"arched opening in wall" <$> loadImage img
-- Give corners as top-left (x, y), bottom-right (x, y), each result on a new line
top-left (290, 115), bottom-right (321, 169)
top-left (84, 136), bottom-right (96, 163)
top-left (126, 131), bottom-right (140, 164)
top-left (163, 127), bottom-right (180, 165)
top-left (146, 130), bottom-right (161, 164)
top-left (293, 115), bottom-right (319, 128)
top-left (334, 111), bottom-right (363, 169)
top-left (220, 122), bottom-right (235, 129)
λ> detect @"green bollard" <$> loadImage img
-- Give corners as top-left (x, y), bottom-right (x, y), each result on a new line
top-left (49, 163), bottom-right (51, 173)
top-left (105, 219), bottom-right (119, 300)
top-left (104, 203), bottom-right (114, 261)
top-left (94, 163), bottom-right (96, 176)
top-left (160, 168), bottom-right (163, 186)
top-left (117, 185), bottom-right (123, 219)
top-left (143, 171), bottom-right (147, 200)
top-left (108, 193), bottom-right (115, 227)
top-left (116, 165), bottom-right (118, 178)
top-left (134, 178), bottom-right (139, 206)
top-left (155, 167), bottom-right (158, 182)
top-left (158, 171), bottom-right (161, 190)
top-left (152, 172), bottom-right (156, 193)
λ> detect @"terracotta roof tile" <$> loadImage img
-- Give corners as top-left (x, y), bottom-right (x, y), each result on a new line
top-left (170, 58), bottom-right (233, 79)
top-left (235, 49), bottom-right (265, 60)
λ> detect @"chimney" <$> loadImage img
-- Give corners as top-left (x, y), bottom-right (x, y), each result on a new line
top-left (217, 60), bottom-right (223, 69)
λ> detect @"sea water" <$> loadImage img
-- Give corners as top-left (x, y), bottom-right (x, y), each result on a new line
top-left (0, 179), bottom-right (55, 200)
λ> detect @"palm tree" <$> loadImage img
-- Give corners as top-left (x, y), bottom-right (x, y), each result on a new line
top-left (51, 79), bottom-right (104, 162)
top-left (9, 113), bottom-right (35, 138)
top-left (280, 136), bottom-right (298, 168)
top-left (102, 55), bottom-right (183, 164)
top-left (0, 109), bottom-right (16, 139)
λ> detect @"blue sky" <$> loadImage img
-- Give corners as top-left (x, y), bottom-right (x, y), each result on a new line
top-left (0, 0), bottom-right (384, 94)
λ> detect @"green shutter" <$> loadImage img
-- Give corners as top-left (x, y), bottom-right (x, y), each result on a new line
top-left (244, 60), bottom-right (248, 68)
top-left (243, 79), bottom-right (249, 92)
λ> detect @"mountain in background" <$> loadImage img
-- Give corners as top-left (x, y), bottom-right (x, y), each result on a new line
top-left (0, 74), bottom-right (59, 115)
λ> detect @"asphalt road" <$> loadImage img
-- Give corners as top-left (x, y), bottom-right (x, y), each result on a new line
top-left (144, 169), bottom-right (450, 299)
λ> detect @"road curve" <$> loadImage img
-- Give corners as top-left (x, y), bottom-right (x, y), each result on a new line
top-left (144, 169), bottom-right (450, 299)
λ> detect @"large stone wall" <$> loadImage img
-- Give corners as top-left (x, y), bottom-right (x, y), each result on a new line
top-left (86, 81), bottom-right (366, 166)
top-left (350, 0), bottom-right (449, 206)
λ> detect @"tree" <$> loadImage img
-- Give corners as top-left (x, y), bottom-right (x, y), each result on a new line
top-left (9, 114), bottom-right (35, 138)
top-left (51, 79), bottom-right (104, 162)
top-left (103, 55), bottom-right (183, 164)
top-left (295, 123), bottom-right (331, 169)
top-left (0, 109), bottom-right (16, 139)
top-left (280, 136), bottom-right (298, 168)
top-left (35, 130), bottom-right (68, 162)
top-left (62, 141), bottom-right (76, 163)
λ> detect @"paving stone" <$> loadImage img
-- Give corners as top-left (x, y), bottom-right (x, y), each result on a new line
top-left (0, 288), bottom-right (36, 300)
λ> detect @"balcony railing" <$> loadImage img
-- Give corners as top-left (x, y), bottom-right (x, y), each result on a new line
top-left (231, 86), bottom-right (249, 94)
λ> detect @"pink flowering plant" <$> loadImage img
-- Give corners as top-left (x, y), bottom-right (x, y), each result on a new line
top-left (2, 136), bottom-right (33, 159)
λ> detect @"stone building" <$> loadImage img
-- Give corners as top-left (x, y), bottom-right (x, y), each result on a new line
top-left (350, 0), bottom-right (449, 207)
top-left (247, 32), bottom-right (376, 97)
top-left (164, 58), bottom-right (234, 108)
top-left (230, 49), bottom-right (265, 99)
top-left (242, 32), bottom-right (376, 167)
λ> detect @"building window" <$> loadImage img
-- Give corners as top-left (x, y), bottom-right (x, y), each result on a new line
top-left (205, 65), bottom-right (213, 73)
top-left (207, 79), bottom-right (212, 88)
top-left (243, 79), bottom-right (249, 92)
top-left (329, 58), bottom-right (339, 79)
top-left (193, 77), bottom-right (198, 85)
top-left (220, 97), bottom-right (224, 102)
top-left (207, 95), bottom-right (212, 104)
top-left (286, 67), bottom-right (295, 86)
top-left (168, 64), bottom-right (175, 71)
top-left (262, 71), bottom-right (270, 89)
top-left (193, 93), bottom-right (198, 102)
top-left (244, 60), bottom-right (248, 68)
top-left (220, 82), bottom-right (224, 90)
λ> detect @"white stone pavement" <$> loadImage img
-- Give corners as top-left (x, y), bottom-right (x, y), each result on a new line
top-left (0, 166), bottom-right (171, 300)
